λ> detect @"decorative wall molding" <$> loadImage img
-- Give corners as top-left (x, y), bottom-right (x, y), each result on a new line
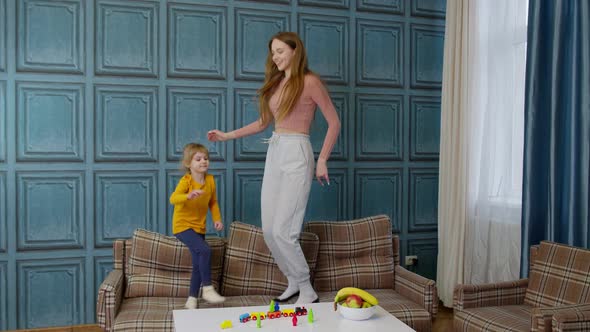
top-left (94, 171), bottom-right (157, 247)
top-left (409, 168), bottom-right (439, 232)
top-left (94, 85), bottom-right (158, 161)
top-left (95, 0), bottom-right (158, 77)
top-left (17, 258), bottom-right (84, 328)
top-left (16, 82), bottom-right (84, 161)
top-left (166, 86), bottom-right (226, 162)
top-left (17, 0), bottom-right (85, 73)
top-left (355, 94), bottom-right (403, 160)
top-left (168, 3), bottom-right (226, 79)
top-left (235, 8), bottom-right (289, 81)
top-left (16, 171), bottom-right (85, 250)
top-left (356, 18), bottom-right (404, 87)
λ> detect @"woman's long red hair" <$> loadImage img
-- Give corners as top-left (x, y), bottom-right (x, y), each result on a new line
top-left (257, 32), bottom-right (312, 126)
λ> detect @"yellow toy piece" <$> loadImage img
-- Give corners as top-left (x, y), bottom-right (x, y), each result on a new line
top-left (220, 320), bottom-right (232, 329)
top-left (250, 311), bottom-right (266, 320)
top-left (281, 308), bottom-right (295, 317)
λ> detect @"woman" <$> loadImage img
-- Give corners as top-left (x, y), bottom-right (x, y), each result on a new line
top-left (208, 31), bottom-right (340, 304)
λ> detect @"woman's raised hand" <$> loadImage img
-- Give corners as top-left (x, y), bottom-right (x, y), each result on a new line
top-left (207, 129), bottom-right (228, 142)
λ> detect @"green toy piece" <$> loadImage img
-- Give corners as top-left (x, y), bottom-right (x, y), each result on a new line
top-left (308, 308), bottom-right (314, 323)
top-left (256, 312), bottom-right (261, 328)
top-left (269, 300), bottom-right (275, 312)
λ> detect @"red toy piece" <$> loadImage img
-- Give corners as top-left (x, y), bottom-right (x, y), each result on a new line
top-left (292, 315), bottom-right (298, 326)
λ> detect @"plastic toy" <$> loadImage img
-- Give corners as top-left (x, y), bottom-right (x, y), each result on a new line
top-left (266, 309), bottom-right (282, 319)
top-left (238, 306), bottom-right (309, 323)
top-left (256, 312), bottom-right (261, 328)
top-left (220, 320), bottom-right (232, 329)
top-left (295, 306), bottom-right (307, 316)
top-left (269, 300), bottom-right (275, 312)
top-left (292, 315), bottom-right (298, 326)
top-left (308, 308), bottom-right (314, 323)
top-left (251, 312), bottom-right (266, 320)
top-left (239, 313), bottom-right (250, 323)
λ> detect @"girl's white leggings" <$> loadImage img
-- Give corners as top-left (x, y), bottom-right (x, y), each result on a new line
top-left (260, 132), bottom-right (315, 285)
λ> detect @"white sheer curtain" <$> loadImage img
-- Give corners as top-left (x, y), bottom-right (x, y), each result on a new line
top-left (463, 0), bottom-right (528, 285)
top-left (437, 0), bottom-right (528, 306)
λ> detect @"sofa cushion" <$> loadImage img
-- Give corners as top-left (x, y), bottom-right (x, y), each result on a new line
top-left (303, 214), bottom-right (394, 292)
top-left (220, 221), bottom-right (319, 296)
top-left (524, 241), bottom-right (590, 307)
top-left (125, 229), bottom-right (225, 298)
top-left (454, 305), bottom-right (531, 332)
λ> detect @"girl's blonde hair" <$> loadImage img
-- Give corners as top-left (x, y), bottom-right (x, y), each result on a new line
top-left (181, 143), bottom-right (209, 173)
top-left (257, 32), bottom-right (314, 126)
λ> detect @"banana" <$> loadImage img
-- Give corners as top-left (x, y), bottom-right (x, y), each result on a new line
top-left (333, 287), bottom-right (379, 306)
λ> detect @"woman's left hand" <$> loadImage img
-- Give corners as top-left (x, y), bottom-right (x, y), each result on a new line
top-left (214, 221), bottom-right (224, 231)
top-left (316, 158), bottom-right (330, 186)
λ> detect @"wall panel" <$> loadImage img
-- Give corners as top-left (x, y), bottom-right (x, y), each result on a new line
top-left (0, 0), bottom-right (6, 72)
top-left (305, 168), bottom-right (348, 221)
top-left (356, 19), bottom-right (403, 87)
top-left (16, 171), bottom-right (84, 250)
top-left (16, 82), bottom-right (84, 161)
top-left (94, 171), bottom-right (157, 247)
top-left (17, 0), bottom-right (84, 73)
top-left (0, 81), bottom-right (5, 161)
top-left (410, 23), bottom-right (444, 89)
top-left (167, 3), bottom-right (226, 79)
top-left (299, 13), bottom-right (349, 84)
top-left (356, 0), bottom-right (403, 14)
top-left (233, 88), bottom-right (274, 160)
top-left (0, 261), bottom-right (7, 330)
top-left (410, 95), bottom-right (440, 160)
top-left (0, 172), bottom-right (5, 252)
top-left (17, 258), bottom-right (84, 328)
top-left (95, 0), bottom-right (158, 77)
top-left (94, 85), bottom-right (158, 161)
top-left (235, 9), bottom-right (289, 81)
top-left (355, 94), bottom-right (403, 160)
top-left (355, 168), bottom-right (402, 232)
top-left (0, 0), bottom-right (445, 328)
top-left (409, 168), bottom-right (439, 232)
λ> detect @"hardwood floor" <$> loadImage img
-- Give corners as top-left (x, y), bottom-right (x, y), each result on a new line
top-left (433, 304), bottom-right (454, 332)
top-left (6, 304), bottom-right (455, 332)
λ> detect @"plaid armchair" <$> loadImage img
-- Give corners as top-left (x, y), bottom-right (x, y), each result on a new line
top-left (304, 215), bottom-right (438, 332)
top-left (454, 241), bottom-right (590, 332)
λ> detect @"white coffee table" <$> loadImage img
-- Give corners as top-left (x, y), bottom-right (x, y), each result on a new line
top-left (173, 302), bottom-right (416, 332)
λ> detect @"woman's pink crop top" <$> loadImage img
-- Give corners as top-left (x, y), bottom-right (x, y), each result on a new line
top-left (230, 74), bottom-right (341, 160)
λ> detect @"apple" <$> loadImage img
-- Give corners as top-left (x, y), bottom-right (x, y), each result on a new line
top-left (345, 294), bottom-right (363, 308)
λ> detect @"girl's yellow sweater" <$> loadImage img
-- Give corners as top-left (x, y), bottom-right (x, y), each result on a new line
top-left (170, 173), bottom-right (221, 235)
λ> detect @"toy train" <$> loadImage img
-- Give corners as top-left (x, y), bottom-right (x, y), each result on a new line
top-left (239, 306), bottom-right (307, 323)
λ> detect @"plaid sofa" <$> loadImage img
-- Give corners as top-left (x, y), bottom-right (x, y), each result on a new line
top-left (454, 241), bottom-right (590, 332)
top-left (97, 215), bottom-right (438, 331)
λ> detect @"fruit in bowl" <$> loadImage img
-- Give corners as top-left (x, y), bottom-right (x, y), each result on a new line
top-left (333, 287), bottom-right (379, 321)
top-left (344, 294), bottom-right (363, 308)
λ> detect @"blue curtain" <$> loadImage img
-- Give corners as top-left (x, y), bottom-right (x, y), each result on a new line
top-left (521, 0), bottom-right (590, 276)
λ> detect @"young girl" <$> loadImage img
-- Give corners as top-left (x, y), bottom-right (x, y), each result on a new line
top-left (170, 143), bottom-right (225, 308)
top-left (208, 32), bottom-right (341, 304)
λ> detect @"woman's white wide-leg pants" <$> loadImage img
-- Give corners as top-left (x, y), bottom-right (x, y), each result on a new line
top-left (260, 132), bottom-right (315, 284)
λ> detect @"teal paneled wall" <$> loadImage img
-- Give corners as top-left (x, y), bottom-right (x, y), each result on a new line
top-left (0, 0), bottom-right (445, 329)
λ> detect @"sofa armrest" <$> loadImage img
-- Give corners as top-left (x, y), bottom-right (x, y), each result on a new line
top-left (453, 278), bottom-right (528, 310)
top-left (97, 270), bottom-right (124, 332)
top-left (394, 265), bottom-right (438, 318)
top-left (530, 303), bottom-right (590, 332)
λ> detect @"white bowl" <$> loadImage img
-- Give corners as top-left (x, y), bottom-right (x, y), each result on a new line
top-left (337, 302), bottom-right (376, 321)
